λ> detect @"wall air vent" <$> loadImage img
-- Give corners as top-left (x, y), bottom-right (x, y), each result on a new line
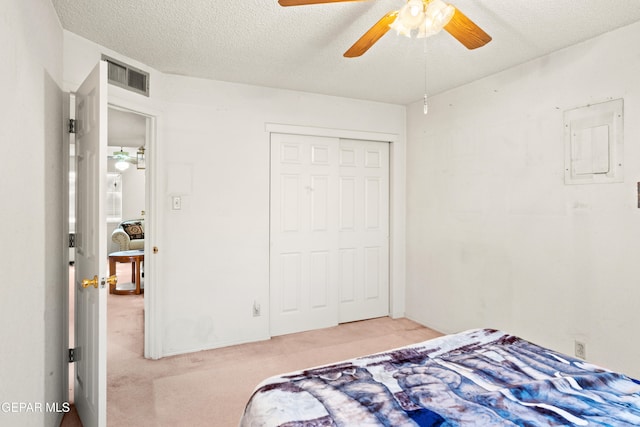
top-left (101, 55), bottom-right (149, 97)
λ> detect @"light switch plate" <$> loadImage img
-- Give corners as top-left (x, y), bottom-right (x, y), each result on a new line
top-left (172, 196), bottom-right (181, 210)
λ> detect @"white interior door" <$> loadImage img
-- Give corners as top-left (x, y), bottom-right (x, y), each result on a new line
top-left (270, 133), bottom-right (340, 336)
top-left (270, 134), bottom-right (390, 336)
top-left (74, 61), bottom-right (108, 427)
top-left (338, 139), bottom-right (390, 322)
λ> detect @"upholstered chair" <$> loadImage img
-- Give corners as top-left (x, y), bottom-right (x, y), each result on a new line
top-left (111, 219), bottom-right (144, 251)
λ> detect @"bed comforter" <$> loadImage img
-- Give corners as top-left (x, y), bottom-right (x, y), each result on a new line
top-left (240, 328), bottom-right (640, 426)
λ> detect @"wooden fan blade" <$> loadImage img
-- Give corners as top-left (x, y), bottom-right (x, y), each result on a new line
top-left (344, 11), bottom-right (398, 58)
top-left (444, 8), bottom-right (491, 49)
top-left (278, 0), bottom-right (368, 6)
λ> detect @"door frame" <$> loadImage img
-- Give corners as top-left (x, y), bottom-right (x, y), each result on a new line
top-left (265, 123), bottom-right (405, 324)
top-left (108, 89), bottom-right (162, 359)
top-left (62, 69), bottom-right (164, 419)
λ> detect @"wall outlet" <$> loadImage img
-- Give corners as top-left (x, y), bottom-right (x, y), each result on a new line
top-left (253, 301), bottom-right (261, 317)
top-left (575, 340), bottom-right (586, 359)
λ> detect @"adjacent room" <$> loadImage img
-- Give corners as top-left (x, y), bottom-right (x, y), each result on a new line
top-left (3, 0), bottom-right (640, 426)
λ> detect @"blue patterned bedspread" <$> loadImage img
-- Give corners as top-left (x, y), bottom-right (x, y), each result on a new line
top-left (240, 329), bottom-right (640, 426)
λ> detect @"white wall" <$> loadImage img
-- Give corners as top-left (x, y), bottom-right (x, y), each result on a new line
top-left (0, 0), bottom-right (65, 426)
top-left (157, 76), bottom-right (407, 354)
top-left (406, 21), bottom-right (640, 379)
top-left (63, 32), bottom-right (407, 357)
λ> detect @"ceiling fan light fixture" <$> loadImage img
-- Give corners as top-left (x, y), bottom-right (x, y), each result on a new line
top-left (397, 0), bottom-right (425, 29)
top-left (392, 0), bottom-right (455, 39)
top-left (416, 0), bottom-right (454, 38)
top-left (416, 16), bottom-right (439, 38)
top-left (115, 160), bottom-right (130, 171)
top-left (112, 148), bottom-right (129, 159)
top-left (112, 147), bottom-right (132, 171)
top-left (389, 17), bottom-right (412, 37)
top-left (425, 0), bottom-right (455, 29)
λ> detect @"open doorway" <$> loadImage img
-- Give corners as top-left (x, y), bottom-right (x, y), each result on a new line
top-left (68, 105), bottom-right (151, 402)
top-left (106, 107), bottom-right (147, 264)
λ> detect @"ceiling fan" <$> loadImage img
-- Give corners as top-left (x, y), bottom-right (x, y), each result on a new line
top-left (108, 148), bottom-right (137, 171)
top-left (278, 0), bottom-right (492, 57)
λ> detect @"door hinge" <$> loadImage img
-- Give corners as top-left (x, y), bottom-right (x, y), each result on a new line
top-left (68, 347), bottom-right (79, 363)
top-left (68, 119), bottom-right (77, 134)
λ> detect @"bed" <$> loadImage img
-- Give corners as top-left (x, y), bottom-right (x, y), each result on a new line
top-left (240, 328), bottom-right (640, 426)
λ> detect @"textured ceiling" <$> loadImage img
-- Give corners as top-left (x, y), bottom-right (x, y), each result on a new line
top-left (52, 0), bottom-right (640, 105)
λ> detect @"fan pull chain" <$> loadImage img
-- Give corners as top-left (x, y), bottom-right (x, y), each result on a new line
top-left (423, 39), bottom-right (428, 115)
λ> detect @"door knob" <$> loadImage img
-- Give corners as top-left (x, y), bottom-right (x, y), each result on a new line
top-left (81, 275), bottom-right (99, 289)
top-left (106, 275), bottom-right (118, 286)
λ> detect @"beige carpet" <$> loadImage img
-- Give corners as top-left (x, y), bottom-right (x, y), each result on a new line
top-left (63, 268), bottom-right (442, 426)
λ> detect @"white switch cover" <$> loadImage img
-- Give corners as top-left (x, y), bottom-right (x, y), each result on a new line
top-left (172, 196), bottom-right (181, 210)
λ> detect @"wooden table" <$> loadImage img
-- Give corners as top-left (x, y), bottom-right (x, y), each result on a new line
top-left (108, 249), bottom-right (144, 295)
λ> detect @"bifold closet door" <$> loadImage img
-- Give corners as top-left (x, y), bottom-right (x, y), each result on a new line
top-left (270, 133), bottom-right (390, 336)
top-left (270, 133), bottom-right (340, 336)
top-left (338, 139), bottom-right (390, 323)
